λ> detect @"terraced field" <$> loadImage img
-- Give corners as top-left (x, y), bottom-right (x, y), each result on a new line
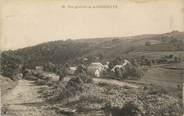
top-left (142, 63), bottom-right (183, 89)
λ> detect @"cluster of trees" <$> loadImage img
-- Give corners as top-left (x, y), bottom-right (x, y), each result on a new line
top-left (106, 56), bottom-right (143, 80)
top-left (108, 57), bottom-right (122, 70)
top-left (1, 50), bottom-right (23, 79)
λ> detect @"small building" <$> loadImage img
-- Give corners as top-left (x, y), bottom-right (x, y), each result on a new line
top-left (87, 62), bottom-right (104, 77)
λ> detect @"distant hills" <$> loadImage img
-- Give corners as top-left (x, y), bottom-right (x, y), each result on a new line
top-left (2, 31), bottom-right (184, 68)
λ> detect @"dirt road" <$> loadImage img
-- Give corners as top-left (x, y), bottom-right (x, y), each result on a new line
top-left (64, 76), bottom-right (141, 88)
top-left (2, 80), bottom-right (57, 116)
top-left (93, 78), bottom-right (141, 88)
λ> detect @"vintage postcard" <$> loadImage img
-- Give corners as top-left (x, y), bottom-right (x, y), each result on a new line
top-left (0, 0), bottom-right (184, 116)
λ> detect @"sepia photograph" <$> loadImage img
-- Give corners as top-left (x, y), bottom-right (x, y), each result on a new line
top-left (0, 0), bottom-right (184, 116)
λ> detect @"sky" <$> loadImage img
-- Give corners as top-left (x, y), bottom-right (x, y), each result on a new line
top-left (0, 0), bottom-right (184, 50)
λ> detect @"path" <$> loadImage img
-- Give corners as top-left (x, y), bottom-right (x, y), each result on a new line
top-left (64, 76), bottom-right (141, 89)
top-left (2, 80), bottom-right (57, 116)
top-left (93, 78), bottom-right (141, 88)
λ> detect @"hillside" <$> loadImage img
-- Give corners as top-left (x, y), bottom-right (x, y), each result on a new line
top-left (2, 31), bottom-right (184, 69)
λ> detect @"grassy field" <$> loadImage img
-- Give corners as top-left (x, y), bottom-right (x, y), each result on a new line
top-left (142, 63), bottom-right (183, 89)
top-left (128, 51), bottom-right (184, 59)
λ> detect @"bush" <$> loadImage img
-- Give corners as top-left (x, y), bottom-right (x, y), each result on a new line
top-left (47, 73), bottom-right (92, 102)
top-left (115, 101), bottom-right (145, 116)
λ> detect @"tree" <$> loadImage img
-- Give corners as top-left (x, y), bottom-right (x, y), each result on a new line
top-left (1, 50), bottom-right (23, 79)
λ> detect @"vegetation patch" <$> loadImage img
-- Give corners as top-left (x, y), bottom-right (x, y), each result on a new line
top-left (43, 79), bottom-right (182, 116)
